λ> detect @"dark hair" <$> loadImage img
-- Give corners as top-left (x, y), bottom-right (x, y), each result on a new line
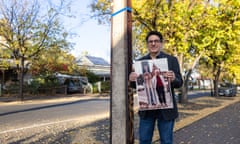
top-left (145, 31), bottom-right (163, 42)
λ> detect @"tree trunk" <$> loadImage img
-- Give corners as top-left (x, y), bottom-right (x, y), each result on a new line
top-left (179, 69), bottom-right (192, 103)
top-left (180, 85), bottom-right (188, 103)
top-left (213, 65), bottom-right (221, 97)
top-left (0, 70), bottom-right (5, 97)
top-left (178, 53), bottom-right (202, 103)
top-left (19, 57), bottom-right (25, 101)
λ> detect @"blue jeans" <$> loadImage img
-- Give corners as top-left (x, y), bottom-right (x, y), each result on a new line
top-left (139, 117), bottom-right (174, 144)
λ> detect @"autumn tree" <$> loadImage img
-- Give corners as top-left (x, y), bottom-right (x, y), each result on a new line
top-left (30, 48), bottom-right (78, 75)
top-left (90, 0), bottom-right (210, 102)
top-left (90, 0), bottom-right (240, 102)
top-left (0, 0), bottom-right (72, 100)
top-left (132, 0), bottom-right (213, 103)
top-left (195, 0), bottom-right (240, 96)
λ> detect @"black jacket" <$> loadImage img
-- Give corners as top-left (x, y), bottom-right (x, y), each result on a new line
top-left (135, 52), bottom-right (183, 120)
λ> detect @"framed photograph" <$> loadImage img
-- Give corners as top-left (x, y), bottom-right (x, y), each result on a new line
top-left (133, 58), bottom-right (173, 110)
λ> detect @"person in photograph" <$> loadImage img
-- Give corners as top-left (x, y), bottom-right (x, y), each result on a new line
top-left (142, 61), bottom-right (157, 105)
top-left (152, 64), bottom-right (167, 107)
top-left (164, 75), bottom-right (171, 93)
top-left (150, 64), bottom-right (161, 106)
top-left (129, 31), bottom-right (183, 144)
top-left (137, 75), bottom-right (149, 108)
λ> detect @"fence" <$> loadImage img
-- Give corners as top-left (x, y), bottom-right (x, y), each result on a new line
top-left (2, 85), bottom-right (68, 97)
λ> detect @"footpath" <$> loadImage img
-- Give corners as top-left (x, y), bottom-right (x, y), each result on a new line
top-left (152, 94), bottom-right (240, 144)
top-left (174, 101), bottom-right (240, 144)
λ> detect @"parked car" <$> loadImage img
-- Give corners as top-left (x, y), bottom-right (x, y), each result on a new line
top-left (64, 78), bottom-right (83, 94)
top-left (218, 83), bottom-right (237, 97)
top-left (55, 73), bottom-right (88, 94)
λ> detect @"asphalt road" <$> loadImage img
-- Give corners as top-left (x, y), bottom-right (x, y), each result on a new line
top-left (188, 90), bottom-right (211, 99)
top-left (0, 96), bottom-right (109, 143)
top-left (0, 90), bottom-right (211, 143)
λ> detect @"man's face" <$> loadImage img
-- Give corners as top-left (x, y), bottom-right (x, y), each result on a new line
top-left (147, 35), bottom-right (162, 54)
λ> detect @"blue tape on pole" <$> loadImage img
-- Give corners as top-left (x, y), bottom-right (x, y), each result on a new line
top-left (111, 7), bottom-right (132, 17)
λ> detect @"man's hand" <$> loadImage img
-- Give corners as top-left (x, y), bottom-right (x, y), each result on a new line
top-left (129, 72), bottom-right (138, 81)
top-left (164, 71), bottom-right (176, 82)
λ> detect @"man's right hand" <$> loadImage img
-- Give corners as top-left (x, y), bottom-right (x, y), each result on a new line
top-left (129, 72), bottom-right (138, 81)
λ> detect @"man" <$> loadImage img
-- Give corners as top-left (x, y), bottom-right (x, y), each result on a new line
top-left (129, 31), bottom-right (183, 144)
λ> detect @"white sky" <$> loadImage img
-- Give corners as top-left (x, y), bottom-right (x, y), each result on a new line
top-left (64, 0), bottom-right (111, 62)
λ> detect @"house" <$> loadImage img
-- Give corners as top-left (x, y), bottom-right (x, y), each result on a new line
top-left (77, 55), bottom-right (110, 81)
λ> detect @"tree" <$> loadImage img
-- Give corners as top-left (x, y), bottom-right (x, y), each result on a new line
top-left (90, 0), bottom-right (210, 102)
top-left (203, 0), bottom-right (240, 96)
top-left (89, 0), bottom-right (112, 25)
top-left (30, 43), bottom-right (85, 78)
top-left (0, 0), bottom-right (72, 100)
top-left (86, 70), bottom-right (100, 84)
top-left (30, 47), bottom-right (77, 76)
top-left (90, 0), bottom-right (240, 102)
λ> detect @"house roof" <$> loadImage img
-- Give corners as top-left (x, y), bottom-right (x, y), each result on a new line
top-left (76, 55), bottom-right (110, 77)
top-left (78, 55), bottom-right (110, 66)
top-left (86, 55), bottom-right (109, 66)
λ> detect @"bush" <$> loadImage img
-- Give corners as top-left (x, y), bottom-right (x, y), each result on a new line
top-left (92, 83), bottom-right (98, 93)
top-left (27, 79), bottom-right (41, 94)
top-left (91, 81), bottom-right (110, 94)
top-left (101, 81), bottom-right (110, 93)
top-left (27, 75), bottom-right (59, 94)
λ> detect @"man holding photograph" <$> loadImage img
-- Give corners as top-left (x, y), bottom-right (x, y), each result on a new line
top-left (129, 31), bottom-right (183, 144)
